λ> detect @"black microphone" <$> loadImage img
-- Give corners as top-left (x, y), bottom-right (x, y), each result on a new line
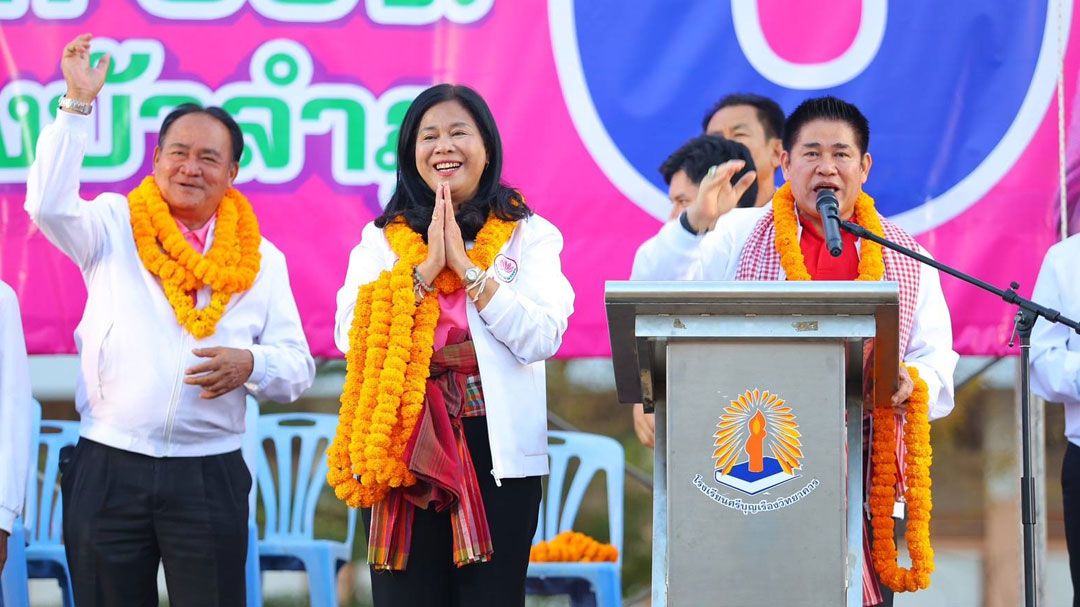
top-left (815, 189), bottom-right (844, 257)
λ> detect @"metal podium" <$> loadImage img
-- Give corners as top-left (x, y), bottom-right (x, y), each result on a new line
top-left (605, 281), bottom-right (900, 607)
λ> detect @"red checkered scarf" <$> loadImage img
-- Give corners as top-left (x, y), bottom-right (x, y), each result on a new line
top-left (734, 203), bottom-right (923, 606)
top-left (367, 331), bottom-right (493, 571)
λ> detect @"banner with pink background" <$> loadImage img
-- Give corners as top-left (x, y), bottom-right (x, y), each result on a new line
top-left (1, 0), bottom-right (1078, 358)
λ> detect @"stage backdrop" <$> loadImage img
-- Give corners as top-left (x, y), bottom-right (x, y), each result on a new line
top-left (1, 0), bottom-right (1078, 358)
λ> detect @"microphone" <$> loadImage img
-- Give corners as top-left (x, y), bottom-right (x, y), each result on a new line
top-left (815, 189), bottom-right (844, 257)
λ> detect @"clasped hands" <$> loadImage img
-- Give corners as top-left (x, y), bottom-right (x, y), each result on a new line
top-left (416, 182), bottom-right (477, 287)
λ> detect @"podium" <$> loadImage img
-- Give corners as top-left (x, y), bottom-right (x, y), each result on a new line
top-left (606, 281), bottom-right (900, 607)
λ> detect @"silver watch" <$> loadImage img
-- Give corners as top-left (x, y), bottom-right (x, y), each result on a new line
top-left (58, 95), bottom-right (93, 116)
top-left (463, 267), bottom-right (484, 285)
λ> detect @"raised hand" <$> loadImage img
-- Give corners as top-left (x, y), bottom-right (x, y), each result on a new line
top-left (683, 160), bottom-right (757, 233)
top-left (417, 182), bottom-right (449, 285)
top-left (60, 33), bottom-right (110, 104)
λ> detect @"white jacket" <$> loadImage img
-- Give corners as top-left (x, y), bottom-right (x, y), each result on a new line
top-left (335, 215), bottom-right (574, 480)
top-left (0, 281), bottom-right (32, 533)
top-left (25, 111), bottom-right (315, 458)
top-left (1031, 234), bottom-right (1080, 446)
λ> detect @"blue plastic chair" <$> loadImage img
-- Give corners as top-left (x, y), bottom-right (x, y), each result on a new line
top-left (24, 417), bottom-right (79, 607)
top-left (0, 399), bottom-right (40, 607)
top-left (256, 413), bottom-right (356, 607)
top-left (240, 396), bottom-right (263, 607)
top-left (527, 430), bottom-right (624, 607)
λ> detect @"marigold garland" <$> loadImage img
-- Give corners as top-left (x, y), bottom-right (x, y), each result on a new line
top-left (772, 182), bottom-right (934, 592)
top-left (128, 176), bottom-right (261, 338)
top-left (327, 213), bottom-right (518, 508)
top-left (869, 366), bottom-right (933, 592)
top-left (529, 531), bottom-right (619, 563)
top-left (771, 182), bottom-right (885, 282)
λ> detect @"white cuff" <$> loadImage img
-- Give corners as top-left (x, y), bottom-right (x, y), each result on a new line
top-left (245, 345), bottom-right (268, 392)
top-left (477, 279), bottom-right (515, 328)
top-left (54, 107), bottom-right (94, 137)
top-left (0, 506), bottom-right (17, 534)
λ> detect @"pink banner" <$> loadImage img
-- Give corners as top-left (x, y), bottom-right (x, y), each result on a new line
top-left (0, 1), bottom-right (1077, 358)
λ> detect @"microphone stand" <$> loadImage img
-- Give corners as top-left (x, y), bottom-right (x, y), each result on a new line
top-left (840, 219), bottom-right (1080, 607)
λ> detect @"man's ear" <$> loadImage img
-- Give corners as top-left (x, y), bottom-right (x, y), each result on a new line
top-left (768, 138), bottom-right (782, 171)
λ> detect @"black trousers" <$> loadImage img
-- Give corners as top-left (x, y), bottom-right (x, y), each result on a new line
top-left (362, 417), bottom-right (543, 607)
top-left (1063, 442), bottom-right (1080, 607)
top-left (61, 439), bottom-right (250, 607)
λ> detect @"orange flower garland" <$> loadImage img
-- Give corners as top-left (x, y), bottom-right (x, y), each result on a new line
top-left (771, 182), bottom-right (885, 282)
top-left (328, 214), bottom-right (518, 508)
top-left (870, 366), bottom-right (933, 591)
top-left (529, 531), bottom-right (619, 563)
top-left (128, 176), bottom-right (261, 338)
top-left (771, 183), bottom-right (934, 592)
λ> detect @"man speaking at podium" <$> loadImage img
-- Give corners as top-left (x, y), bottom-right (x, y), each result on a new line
top-left (631, 96), bottom-right (959, 606)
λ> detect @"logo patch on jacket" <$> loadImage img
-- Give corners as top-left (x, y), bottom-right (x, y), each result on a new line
top-left (493, 254), bottom-right (518, 282)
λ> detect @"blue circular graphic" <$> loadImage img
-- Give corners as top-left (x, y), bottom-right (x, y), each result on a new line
top-left (567, 1), bottom-right (1048, 219)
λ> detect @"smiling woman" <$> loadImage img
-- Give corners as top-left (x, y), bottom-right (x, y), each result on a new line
top-left (329, 83), bottom-right (574, 607)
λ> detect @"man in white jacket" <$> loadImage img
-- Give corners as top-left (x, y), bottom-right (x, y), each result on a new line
top-left (0, 280), bottom-right (32, 582)
top-left (25, 34), bottom-right (315, 607)
top-left (1031, 233), bottom-right (1080, 607)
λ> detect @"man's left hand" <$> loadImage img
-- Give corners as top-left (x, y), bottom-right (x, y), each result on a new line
top-left (184, 347), bottom-right (254, 399)
top-left (891, 365), bottom-right (915, 412)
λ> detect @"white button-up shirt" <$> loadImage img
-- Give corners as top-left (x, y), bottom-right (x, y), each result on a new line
top-left (25, 111), bottom-right (315, 458)
top-left (0, 281), bottom-right (32, 533)
top-left (1031, 234), bottom-right (1080, 446)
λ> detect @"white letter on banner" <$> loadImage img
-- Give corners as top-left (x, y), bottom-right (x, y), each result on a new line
top-left (250, 0), bottom-right (359, 22)
top-left (730, 0), bottom-right (887, 89)
top-left (365, 0), bottom-right (493, 25)
top-left (0, 0), bottom-right (29, 19)
top-left (136, 0), bottom-right (245, 20)
top-left (29, 0), bottom-right (88, 19)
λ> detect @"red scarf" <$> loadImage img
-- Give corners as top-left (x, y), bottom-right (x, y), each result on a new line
top-left (367, 332), bottom-right (493, 571)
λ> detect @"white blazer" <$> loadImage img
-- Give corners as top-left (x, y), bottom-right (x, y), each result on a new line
top-left (335, 214), bottom-right (574, 481)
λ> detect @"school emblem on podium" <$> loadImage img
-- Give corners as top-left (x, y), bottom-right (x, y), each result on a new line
top-left (711, 389), bottom-right (803, 495)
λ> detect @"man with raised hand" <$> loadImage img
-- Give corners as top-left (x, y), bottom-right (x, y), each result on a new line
top-left (26, 34), bottom-right (315, 606)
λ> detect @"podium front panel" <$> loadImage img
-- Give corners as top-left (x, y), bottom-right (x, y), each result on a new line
top-left (666, 340), bottom-right (847, 606)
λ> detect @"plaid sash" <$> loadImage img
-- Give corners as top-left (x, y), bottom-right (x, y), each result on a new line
top-left (733, 203), bottom-right (923, 606)
top-left (367, 330), bottom-right (493, 571)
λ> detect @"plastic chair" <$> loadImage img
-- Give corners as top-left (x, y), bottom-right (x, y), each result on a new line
top-left (241, 396), bottom-right (263, 607)
top-left (0, 399), bottom-right (40, 607)
top-left (24, 417), bottom-right (79, 607)
top-left (256, 413), bottom-right (356, 607)
top-left (527, 430), bottom-right (624, 607)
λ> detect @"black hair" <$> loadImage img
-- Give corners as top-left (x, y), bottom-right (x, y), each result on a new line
top-left (659, 135), bottom-right (759, 208)
top-left (374, 84), bottom-right (532, 240)
top-left (702, 93), bottom-right (785, 141)
top-left (782, 96), bottom-right (870, 155)
top-left (158, 103), bottom-right (244, 163)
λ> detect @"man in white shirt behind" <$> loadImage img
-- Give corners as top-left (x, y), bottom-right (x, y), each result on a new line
top-left (1031, 233), bottom-right (1080, 607)
top-left (25, 34), bottom-right (315, 607)
top-left (0, 281), bottom-right (32, 583)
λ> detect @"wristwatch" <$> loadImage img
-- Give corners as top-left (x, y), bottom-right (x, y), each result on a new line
top-left (58, 95), bottom-right (93, 116)
top-left (464, 266), bottom-right (484, 285)
top-left (679, 210), bottom-right (707, 236)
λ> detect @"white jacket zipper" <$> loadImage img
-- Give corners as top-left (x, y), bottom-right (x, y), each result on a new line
top-left (162, 324), bottom-right (189, 455)
top-left (97, 323), bottom-right (113, 400)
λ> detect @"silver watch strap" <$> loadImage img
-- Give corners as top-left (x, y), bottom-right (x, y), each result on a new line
top-left (59, 96), bottom-right (93, 116)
